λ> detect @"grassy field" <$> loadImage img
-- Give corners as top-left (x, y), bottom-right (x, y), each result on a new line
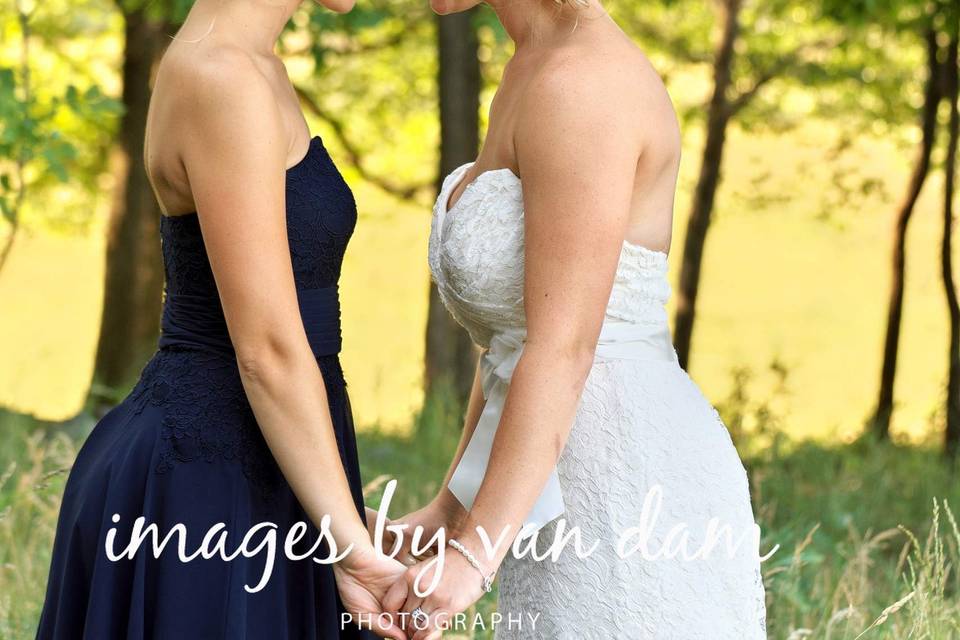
top-left (1, 395), bottom-right (959, 639)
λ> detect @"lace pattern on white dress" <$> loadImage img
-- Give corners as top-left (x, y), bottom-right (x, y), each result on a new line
top-left (429, 163), bottom-right (767, 639)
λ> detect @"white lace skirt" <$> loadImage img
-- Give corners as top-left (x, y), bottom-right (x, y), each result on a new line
top-left (495, 359), bottom-right (767, 640)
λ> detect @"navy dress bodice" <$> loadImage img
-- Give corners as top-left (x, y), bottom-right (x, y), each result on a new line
top-left (158, 136), bottom-right (355, 357)
top-left (37, 137), bottom-right (372, 640)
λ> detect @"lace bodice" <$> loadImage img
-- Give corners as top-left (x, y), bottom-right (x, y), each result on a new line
top-left (428, 163), bottom-right (672, 348)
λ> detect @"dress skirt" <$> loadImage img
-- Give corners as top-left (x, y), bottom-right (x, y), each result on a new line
top-left (37, 348), bottom-right (372, 640)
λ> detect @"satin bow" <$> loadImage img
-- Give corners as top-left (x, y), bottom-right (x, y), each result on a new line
top-left (446, 320), bottom-right (678, 539)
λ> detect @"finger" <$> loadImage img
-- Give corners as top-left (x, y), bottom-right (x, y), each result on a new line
top-left (383, 577), bottom-right (407, 614)
top-left (382, 526), bottom-right (407, 559)
top-left (412, 608), bottom-right (448, 640)
top-left (378, 525), bottom-right (396, 553)
top-left (401, 589), bottom-right (422, 615)
top-left (367, 614), bottom-right (406, 640)
top-left (400, 568), bottom-right (424, 615)
top-left (401, 591), bottom-right (422, 638)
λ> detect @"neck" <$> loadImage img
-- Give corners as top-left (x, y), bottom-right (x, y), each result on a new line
top-left (487, 0), bottom-right (606, 49)
top-left (180, 0), bottom-right (301, 54)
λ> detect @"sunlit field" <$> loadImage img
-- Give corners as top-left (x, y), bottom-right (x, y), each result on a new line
top-left (0, 118), bottom-right (952, 443)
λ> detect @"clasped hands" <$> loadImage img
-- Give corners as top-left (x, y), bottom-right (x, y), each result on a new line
top-left (334, 494), bottom-right (495, 640)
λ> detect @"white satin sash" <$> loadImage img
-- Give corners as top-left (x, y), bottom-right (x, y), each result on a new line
top-left (447, 319), bottom-right (679, 535)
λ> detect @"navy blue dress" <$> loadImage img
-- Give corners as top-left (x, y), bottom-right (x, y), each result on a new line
top-left (38, 137), bottom-right (372, 639)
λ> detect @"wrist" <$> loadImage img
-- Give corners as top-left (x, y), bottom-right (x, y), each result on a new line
top-left (446, 536), bottom-right (498, 593)
top-left (339, 536), bottom-right (377, 572)
top-left (449, 518), bottom-right (504, 577)
top-left (335, 513), bottom-right (377, 569)
top-left (432, 489), bottom-right (467, 529)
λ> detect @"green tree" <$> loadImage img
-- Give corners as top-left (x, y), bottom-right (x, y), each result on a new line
top-left (424, 9), bottom-right (482, 404)
top-left (0, 0), bottom-right (120, 272)
top-left (816, 0), bottom-right (950, 440)
top-left (939, 8), bottom-right (960, 460)
top-left (292, 0), bottom-right (435, 199)
top-left (92, 0), bottom-right (187, 398)
top-left (619, 0), bottom-right (861, 370)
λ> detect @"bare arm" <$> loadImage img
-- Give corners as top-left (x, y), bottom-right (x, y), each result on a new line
top-left (427, 359), bottom-right (485, 520)
top-left (181, 59), bottom-right (370, 555)
top-left (453, 66), bottom-right (642, 569)
top-left (391, 62), bottom-right (645, 639)
top-left (388, 360), bottom-right (481, 555)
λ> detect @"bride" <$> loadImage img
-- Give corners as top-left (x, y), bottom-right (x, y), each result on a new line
top-left (386, 0), bottom-right (767, 637)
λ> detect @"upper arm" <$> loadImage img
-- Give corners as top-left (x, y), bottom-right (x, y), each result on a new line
top-left (515, 62), bottom-right (642, 354)
top-left (179, 56), bottom-right (308, 360)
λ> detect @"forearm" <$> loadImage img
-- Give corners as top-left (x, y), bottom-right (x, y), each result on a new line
top-left (238, 344), bottom-right (371, 556)
top-left (454, 343), bottom-right (593, 569)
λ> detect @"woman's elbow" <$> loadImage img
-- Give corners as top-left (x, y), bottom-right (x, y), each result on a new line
top-left (526, 335), bottom-right (597, 380)
top-left (234, 332), bottom-right (306, 388)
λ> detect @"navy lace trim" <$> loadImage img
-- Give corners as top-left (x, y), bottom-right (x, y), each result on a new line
top-left (130, 348), bottom-right (348, 495)
top-left (285, 139), bottom-right (357, 290)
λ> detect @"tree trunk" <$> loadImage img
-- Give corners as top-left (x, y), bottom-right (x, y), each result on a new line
top-left (673, 0), bottom-right (742, 370)
top-left (872, 28), bottom-right (942, 439)
top-left (942, 31), bottom-right (960, 460)
top-left (424, 10), bottom-right (480, 403)
top-left (93, 9), bottom-right (169, 395)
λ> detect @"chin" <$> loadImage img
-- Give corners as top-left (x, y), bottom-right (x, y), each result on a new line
top-left (430, 0), bottom-right (466, 15)
top-left (324, 0), bottom-right (356, 13)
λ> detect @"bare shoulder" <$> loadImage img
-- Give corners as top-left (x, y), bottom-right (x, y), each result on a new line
top-left (519, 49), bottom-right (633, 132)
top-left (163, 45), bottom-right (283, 142)
top-left (518, 37), bottom-right (679, 153)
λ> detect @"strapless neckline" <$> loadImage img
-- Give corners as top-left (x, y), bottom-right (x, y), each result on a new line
top-left (429, 161), bottom-right (674, 351)
top-left (440, 161), bottom-right (670, 264)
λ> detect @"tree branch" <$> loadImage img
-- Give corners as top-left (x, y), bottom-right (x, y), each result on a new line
top-left (285, 29), bottom-right (407, 57)
top-left (295, 86), bottom-right (430, 201)
top-left (726, 36), bottom-right (843, 118)
top-left (1, 0), bottom-right (32, 273)
top-left (627, 19), bottom-right (712, 65)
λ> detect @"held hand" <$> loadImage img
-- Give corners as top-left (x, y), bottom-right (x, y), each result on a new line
top-left (390, 492), bottom-right (467, 563)
top-left (384, 551), bottom-right (489, 640)
top-left (333, 545), bottom-right (408, 640)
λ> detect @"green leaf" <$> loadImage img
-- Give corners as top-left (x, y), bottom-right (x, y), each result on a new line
top-left (66, 85), bottom-right (80, 111)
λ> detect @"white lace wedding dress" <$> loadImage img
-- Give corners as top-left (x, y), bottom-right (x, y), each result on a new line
top-left (429, 163), bottom-right (767, 639)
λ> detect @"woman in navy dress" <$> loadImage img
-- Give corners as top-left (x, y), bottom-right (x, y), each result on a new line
top-left (36, 0), bottom-right (406, 638)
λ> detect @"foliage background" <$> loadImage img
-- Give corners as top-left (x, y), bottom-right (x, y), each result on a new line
top-left (0, 0), bottom-right (952, 441)
top-left (2, 0), bottom-right (960, 637)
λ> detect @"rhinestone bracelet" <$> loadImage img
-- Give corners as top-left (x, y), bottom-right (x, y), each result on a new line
top-left (448, 538), bottom-right (496, 593)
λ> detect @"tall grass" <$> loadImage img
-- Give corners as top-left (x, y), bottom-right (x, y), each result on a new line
top-left (0, 411), bottom-right (76, 640)
top-left (1, 396), bottom-right (959, 639)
